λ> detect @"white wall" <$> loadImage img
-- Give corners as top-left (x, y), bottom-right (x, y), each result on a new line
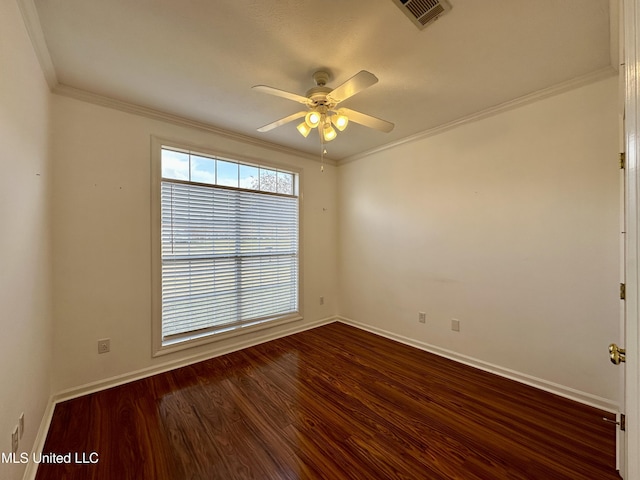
top-left (50, 95), bottom-right (338, 393)
top-left (1, 2), bottom-right (622, 472)
top-left (49, 76), bottom-right (619, 406)
top-left (0, 1), bottom-right (53, 479)
top-left (338, 76), bottom-right (620, 405)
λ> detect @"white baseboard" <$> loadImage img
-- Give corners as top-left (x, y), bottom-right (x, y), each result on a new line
top-left (21, 315), bottom-right (336, 480)
top-left (22, 396), bottom-right (55, 480)
top-left (23, 313), bottom-right (618, 480)
top-left (54, 315), bottom-right (337, 403)
top-left (338, 316), bottom-right (619, 413)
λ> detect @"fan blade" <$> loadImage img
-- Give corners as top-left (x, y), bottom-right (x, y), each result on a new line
top-left (257, 111), bottom-right (307, 132)
top-left (252, 85), bottom-right (311, 105)
top-left (340, 108), bottom-right (394, 133)
top-left (326, 71), bottom-right (378, 104)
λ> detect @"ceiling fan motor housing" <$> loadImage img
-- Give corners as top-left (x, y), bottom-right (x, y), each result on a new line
top-left (306, 71), bottom-right (333, 107)
top-left (306, 86), bottom-right (333, 107)
top-left (312, 70), bottom-right (330, 86)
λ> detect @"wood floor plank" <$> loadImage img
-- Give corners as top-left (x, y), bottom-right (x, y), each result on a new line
top-left (35, 322), bottom-right (620, 479)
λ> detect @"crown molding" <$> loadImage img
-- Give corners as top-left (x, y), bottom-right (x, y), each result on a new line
top-left (16, 0), bottom-right (334, 166)
top-left (48, 66), bottom-right (617, 169)
top-left (16, 0), bottom-right (58, 88)
top-left (52, 84), bottom-right (337, 166)
top-left (610, 0), bottom-right (621, 72)
top-left (17, 0), bottom-right (615, 168)
top-left (340, 65), bottom-right (618, 165)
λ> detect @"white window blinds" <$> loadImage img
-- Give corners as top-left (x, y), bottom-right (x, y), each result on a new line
top-left (159, 150), bottom-right (299, 344)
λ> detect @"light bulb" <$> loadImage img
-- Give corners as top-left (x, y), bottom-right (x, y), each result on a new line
top-left (297, 121), bottom-right (312, 138)
top-left (332, 113), bottom-right (349, 131)
top-left (323, 123), bottom-right (337, 142)
top-left (305, 111), bottom-right (321, 128)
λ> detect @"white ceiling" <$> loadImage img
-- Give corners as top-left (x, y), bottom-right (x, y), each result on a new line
top-left (27, 0), bottom-right (615, 161)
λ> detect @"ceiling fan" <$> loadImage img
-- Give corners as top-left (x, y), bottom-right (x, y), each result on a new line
top-left (253, 70), bottom-right (394, 142)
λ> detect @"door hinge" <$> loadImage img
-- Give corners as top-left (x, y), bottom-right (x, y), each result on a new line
top-left (620, 152), bottom-right (626, 169)
top-left (620, 283), bottom-right (626, 300)
top-left (602, 413), bottom-right (626, 431)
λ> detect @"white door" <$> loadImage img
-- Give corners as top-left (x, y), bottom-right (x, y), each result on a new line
top-left (622, 1), bottom-right (640, 478)
top-left (616, 3), bottom-right (626, 472)
top-left (618, 122), bottom-right (626, 478)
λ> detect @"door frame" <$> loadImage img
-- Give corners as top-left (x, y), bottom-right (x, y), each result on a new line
top-left (623, 1), bottom-right (640, 478)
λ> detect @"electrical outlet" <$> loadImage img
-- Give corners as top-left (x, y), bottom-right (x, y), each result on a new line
top-left (18, 413), bottom-right (24, 438)
top-left (451, 318), bottom-right (460, 332)
top-left (418, 312), bottom-right (426, 324)
top-left (319, 296), bottom-right (324, 305)
top-left (11, 425), bottom-right (18, 453)
top-left (98, 338), bottom-right (110, 354)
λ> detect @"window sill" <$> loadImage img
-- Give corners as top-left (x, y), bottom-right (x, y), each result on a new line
top-left (152, 313), bottom-right (303, 358)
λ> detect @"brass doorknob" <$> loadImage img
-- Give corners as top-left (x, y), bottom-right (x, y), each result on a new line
top-left (609, 343), bottom-right (626, 365)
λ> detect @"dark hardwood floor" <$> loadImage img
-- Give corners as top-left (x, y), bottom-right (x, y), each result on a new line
top-left (36, 322), bottom-right (620, 479)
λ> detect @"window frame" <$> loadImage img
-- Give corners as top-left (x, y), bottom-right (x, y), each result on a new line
top-left (151, 137), bottom-right (303, 357)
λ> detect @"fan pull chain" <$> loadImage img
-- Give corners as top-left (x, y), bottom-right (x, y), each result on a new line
top-left (320, 136), bottom-right (325, 173)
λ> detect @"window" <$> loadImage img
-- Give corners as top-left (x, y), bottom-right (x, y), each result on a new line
top-left (151, 140), bottom-right (300, 353)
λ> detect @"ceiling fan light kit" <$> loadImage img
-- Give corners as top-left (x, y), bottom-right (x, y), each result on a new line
top-left (296, 121), bottom-right (312, 138)
top-left (323, 123), bottom-right (337, 142)
top-left (305, 110), bottom-right (321, 128)
top-left (332, 112), bottom-right (349, 131)
top-left (302, 105), bottom-right (343, 142)
top-left (253, 70), bottom-right (394, 143)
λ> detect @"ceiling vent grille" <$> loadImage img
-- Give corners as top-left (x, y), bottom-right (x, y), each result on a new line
top-left (392, 0), bottom-right (452, 30)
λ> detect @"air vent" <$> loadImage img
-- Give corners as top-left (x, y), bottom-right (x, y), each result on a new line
top-left (392, 0), bottom-right (452, 30)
